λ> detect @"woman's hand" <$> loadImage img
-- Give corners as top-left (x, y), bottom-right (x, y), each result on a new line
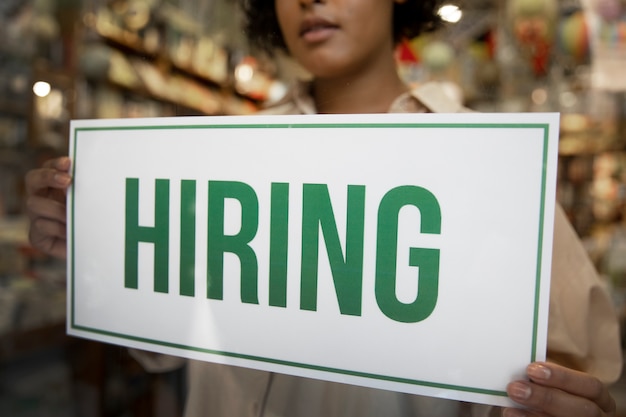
top-left (25, 156), bottom-right (72, 259)
top-left (504, 362), bottom-right (616, 417)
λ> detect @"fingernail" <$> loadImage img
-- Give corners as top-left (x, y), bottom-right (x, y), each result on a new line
top-left (55, 173), bottom-right (71, 186)
top-left (527, 363), bottom-right (551, 380)
top-left (509, 382), bottom-right (532, 401)
top-left (503, 408), bottom-right (526, 417)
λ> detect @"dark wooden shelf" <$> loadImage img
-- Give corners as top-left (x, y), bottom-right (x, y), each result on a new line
top-left (0, 322), bottom-right (71, 362)
top-left (0, 101), bottom-right (29, 117)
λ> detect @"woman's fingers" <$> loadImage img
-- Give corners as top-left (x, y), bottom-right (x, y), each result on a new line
top-left (24, 157), bottom-right (72, 258)
top-left (525, 363), bottom-right (615, 413)
top-left (41, 156), bottom-right (71, 170)
top-left (25, 168), bottom-right (72, 196)
top-left (504, 362), bottom-right (616, 417)
top-left (27, 194), bottom-right (68, 257)
top-left (29, 217), bottom-right (67, 259)
top-left (506, 380), bottom-right (604, 417)
top-left (25, 157), bottom-right (72, 197)
top-left (26, 195), bottom-right (67, 224)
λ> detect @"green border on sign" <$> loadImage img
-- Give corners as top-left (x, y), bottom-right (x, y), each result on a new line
top-left (69, 122), bottom-right (552, 399)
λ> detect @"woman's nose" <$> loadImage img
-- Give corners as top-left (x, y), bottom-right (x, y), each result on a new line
top-left (299, 0), bottom-right (323, 8)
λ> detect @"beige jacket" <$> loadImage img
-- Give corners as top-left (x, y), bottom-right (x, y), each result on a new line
top-left (132, 82), bottom-right (623, 417)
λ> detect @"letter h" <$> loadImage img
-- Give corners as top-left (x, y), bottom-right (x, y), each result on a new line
top-left (124, 178), bottom-right (170, 293)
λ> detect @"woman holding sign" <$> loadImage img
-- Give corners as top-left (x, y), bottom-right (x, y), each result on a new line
top-left (25, 0), bottom-right (622, 416)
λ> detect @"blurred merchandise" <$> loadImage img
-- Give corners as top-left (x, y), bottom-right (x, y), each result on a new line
top-left (583, 0), bottom-right (626, 91)
top-left (79, 0), bottom-right (272, 117)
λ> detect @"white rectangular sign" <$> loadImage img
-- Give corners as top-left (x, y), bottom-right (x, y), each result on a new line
top-left (67, 112), bottom-right (559, 407)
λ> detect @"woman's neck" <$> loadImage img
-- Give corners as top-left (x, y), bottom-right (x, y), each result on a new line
top-left (311, 61), bottom-right (408, 114)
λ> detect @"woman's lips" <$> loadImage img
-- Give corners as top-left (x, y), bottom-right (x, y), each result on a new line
top-left (300, 17), bottom-right (339, 43)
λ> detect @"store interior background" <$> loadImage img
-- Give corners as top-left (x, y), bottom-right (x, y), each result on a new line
top-left (1, 0), bottom-right (625, 415)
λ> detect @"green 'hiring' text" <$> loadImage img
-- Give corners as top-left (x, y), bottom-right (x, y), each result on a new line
top-left (124, 179), bottom-right (441, 323)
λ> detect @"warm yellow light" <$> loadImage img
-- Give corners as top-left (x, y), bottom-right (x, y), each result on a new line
top-left (531, 88), bottom-right (548, 105)
top-left (438, 4), bottom-right (463, 23)
top-left (235, 64), bottom-right (254, 83)
top-left (33, 81), bottom-right (51, 98)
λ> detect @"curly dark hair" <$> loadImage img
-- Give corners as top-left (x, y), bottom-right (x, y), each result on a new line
top-left (239, 0), bottom-right (445, 54)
